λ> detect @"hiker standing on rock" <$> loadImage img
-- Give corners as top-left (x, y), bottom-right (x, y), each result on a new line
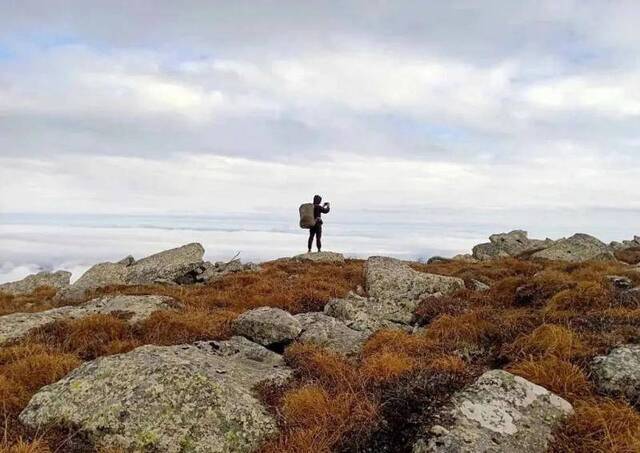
top-left (301, 195), bottom-right (330, 253)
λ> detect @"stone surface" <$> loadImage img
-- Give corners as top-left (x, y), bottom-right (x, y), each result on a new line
top-left (470, 279), bottom-right (490, 292)
top-left (19, 337), bottom-right (290, 453)
top-left (610, 236), bottom-right (640, 250)
top-left (324, 293), bottom-right (411, 333)
top-left (195, 259), bottom-right (260, 284)
top-left (364, 256), bottom-right (465, 324)
top-left (530, 233), bottom-right (614, 262)
top-left (293, 251), bottom-right (345, 263)
top-left (0, 295), bottom-right (178, 345)
top-left (472, 230), bottom-right (554, 261)
top-left (414, 370), bottom-right (573, 453)
top-left (68, 262), bottom-right (129, 296)
top-left (0, 271), bottom-right (71, 296)
top-left (451, 254), bottom-right (478, 263)
top-left (295, 312), bottom-right (368, 356)
top-left (233, 307), bottom-right (302, 346)
top-left (125, 242), bottom-right (205, 285)
top-left (591, 344), bottom-right (640, 405)
top-left (606, 275), bottom-right (634, 290)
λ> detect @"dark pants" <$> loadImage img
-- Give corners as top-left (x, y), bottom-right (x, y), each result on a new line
top-left (308, 224), bottom-right (322, 251)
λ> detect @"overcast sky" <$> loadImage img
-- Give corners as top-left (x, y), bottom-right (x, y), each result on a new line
top-left (1, 1), bottom-right (639, 221)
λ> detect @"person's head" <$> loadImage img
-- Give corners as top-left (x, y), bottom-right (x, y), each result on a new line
top-left (313, 195), bottom-right (322, 205)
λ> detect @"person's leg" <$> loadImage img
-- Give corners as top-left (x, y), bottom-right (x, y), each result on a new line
top-left (316, 224), bottom-right (322, 252)
top-left (308, 227), bottom-right (315, 252)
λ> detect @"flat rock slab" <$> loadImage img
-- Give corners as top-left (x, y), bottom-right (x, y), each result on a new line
top-left (592, 344), bottom-right (640, 405)
top-left (0, 270), bottom-right (71, 296)
top-left (293, 251), bottom-right (345, 263)
top-left (0, 295), bottom-right (178, 345)
top-left (414, 370), bottom-right (573, 453)
top-left (20, 337), bottom-right (291, 453)
top-left (364, 257), bottom-right (465, 324)
top-left (530, 233), bottom-right (614, 263)
top-left (295, 312), bottom-right (368, 356)
top-left (233, 307), bottom-right (302, 347)
top-left (324, 293), bottom-right (412, 333)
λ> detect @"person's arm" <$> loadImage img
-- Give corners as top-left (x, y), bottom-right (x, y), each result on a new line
top-left (321, 202), bottom-right (330, 214)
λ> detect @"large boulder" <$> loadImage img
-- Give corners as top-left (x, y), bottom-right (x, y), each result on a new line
top-left (324, 293), bottom-right (412, 333)
top-left (0, 295), bottom-right (179, 345)
top-left (472, 230), bottom-right (554, 261)
top-left (232, 307), bottom-right (302, 347)
top-left (125, 242), bottom-right (205, 285)
top-left (530, 233), bottom-right (614, 263)
top-left (67, 262), bottom-right (129, 296)
top-left (295, 312), bottom-right (368, 356)
top-left (19, 337), bottom-right (290, 452)
top-left (591, 344), bottom-right (640, 405)
top-left (414, 370), bottom-right (573, 452)
top-left (0, 270), bottom-right (71, 296)
top-left (364, 256), bottom-right (465, 324)
top-left (293, 251), bottom-right (345, 263)
top-left (610, 236), bottom-right (640, 250)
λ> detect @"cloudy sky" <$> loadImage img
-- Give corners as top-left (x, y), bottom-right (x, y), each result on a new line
top-left (1, 1), bottom-right (639, 278)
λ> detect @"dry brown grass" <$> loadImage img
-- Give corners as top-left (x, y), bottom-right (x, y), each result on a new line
top-left (503, 324), bottom-right (591, 361)
top-left (615, 247), bottom-right (640, 265)
top-left (552, 398), bottom-right (640, 452)
top-left (0, 288), bottom-right (59, 317)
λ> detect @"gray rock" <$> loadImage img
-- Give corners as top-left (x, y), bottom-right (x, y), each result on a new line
top-left (472, 230), bottom-right (554, 261)
top-left (451, 254), bottom-right (478, 263)
top-left (67, 262), bottom-right (129, 296)
top-left (195, 259), bottom-right (260, 284)
top-left (0, 270), bottom-right (71, 296)
top-left (610, 236), bottom-right (640, 250)
top-left (233, 307), bottom-right (302, 347)
top-left (0, 295), bottom-right (178, 345)
top-left (531, 233), bottom-right (615, 262)
top-left (427, 256), bottom-right (451, 264)
top-left (19, 337), bottom-right (290, 453)
top-left (591, 344), bottom-right (640, 405)
top-left (293, 251), bottom-right (345, 263)
top-left (295, 312), bottom-right (368, 356)
top-left (125, 242), bottom-right (205, 285)
top-left (117, 255), bottom-right (136, 266)
top-left (364, 256), bottom-right (465, 324)
top-left (414, 370), bottom-right (573, 453)
top-left (470, 279), bottom-right (490, 292)
top-left (324, 293), bottom-right (411, 333)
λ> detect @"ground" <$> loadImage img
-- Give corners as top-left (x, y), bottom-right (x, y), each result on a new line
top-left (1, 257), bottom-right (639, 452)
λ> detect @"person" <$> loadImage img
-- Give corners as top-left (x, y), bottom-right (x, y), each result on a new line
top-left (308, 194), bottom-right (330, 252)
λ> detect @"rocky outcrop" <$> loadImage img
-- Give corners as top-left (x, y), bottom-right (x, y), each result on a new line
top-left (530, 233), bottom-right (615, 263)
top-left (472, 230), bottom-right (554, 261)
top-left (295, 312), bottom-right (368, 356)
top-left (324, 293), bottom-right (412, 333)
top-left (0, 295), bottom-right (178, 345)
top-left (0, 270), bottom-right (71, 296)
top-left (293, 251), bottom-right (345, 263)
top-left (451, 254), bottom-right (478, 263)
top-left (20, 337), bottom-right (290, 453)
top-left (125, 242), bottom-right (205, 285)
top-left (610, 236), bottom-right (640, 250)
top-left (591, 344), bottom-right (640, 405)
top-left (232, 307), bottom-right (302, 347)
top-left (195, 260), bottom-right (260, 284)
top-left (364, 256), bottom-right (465, 324)
top-left (414, 370), bottom-right (573, 452)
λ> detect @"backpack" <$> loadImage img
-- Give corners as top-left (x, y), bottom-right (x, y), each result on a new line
top-left (299, 203), bottom-right (315, 229)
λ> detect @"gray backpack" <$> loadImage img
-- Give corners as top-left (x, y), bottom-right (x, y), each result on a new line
top-left (299, 203), bottom-right (315, 229)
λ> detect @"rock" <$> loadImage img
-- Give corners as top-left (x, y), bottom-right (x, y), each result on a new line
top-left (427, 256), bottom-right (451, 264)
top-left (66, 262), bottom-right (129, 298)
top-left (610, 236), bottom-right (640, 250)
top-left (364, 256), bottom-right (465, 324)
top-left (472, 230), bottom-right (554, 261)
top-left (0, 270), bottom-right (71, 296)
top-left (293, 252), bottom-right (345, 263)
top-left (324, 293), bottom-right (411, 333)
top-left (195, 259), bottom-right (260, 284)
top-left (19, 337), bottom-right (290, 452)
top-left (591, 344), bottom-right (640, 405)
top-left (469, 279), bottom-right (490, 292)
top-left (0, 295), bottom-right (178, 345)
top-left (232, 307), bottom-right (302, 347)
top-left (117, 255), bottom-right (136, 266)
top-left (451, 254), bottom-right (478, 263)
top-left (530, 233), bottom-right (614, 263)
top-left (606, 275), bottom-right (634, 290)
top-left (295, 312), bottom-right (368, 356)
top-left (125, 242), bottom-right (205, 285)
top-left (414, 370), bottom-right (573, 453)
